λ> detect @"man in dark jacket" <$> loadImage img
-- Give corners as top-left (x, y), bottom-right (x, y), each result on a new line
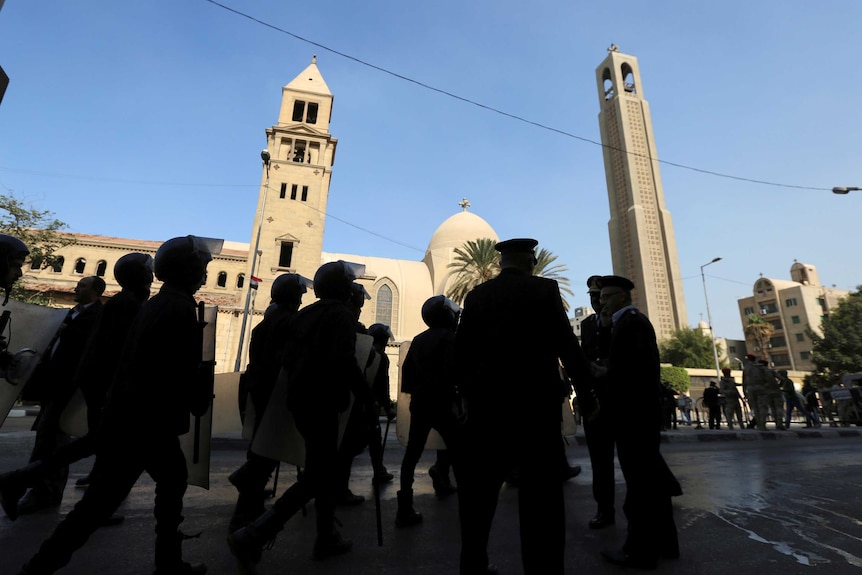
top-left (454, 238), bottom-right (592, 575)
top-left (228, 260), bottom-right (366, 572)
top-left (595, 275), bottom-right (680, 570)
top-left (703, 381), bottom-right (722, 429)
top-left (16, 236), bottom-right (213, 575)
top-left (18, 275), bottom-right (105, 514)
top-left (579, 274), bottom-right (615, 529)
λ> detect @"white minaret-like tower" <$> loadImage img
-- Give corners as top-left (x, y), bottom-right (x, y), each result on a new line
top-left (596, 46), bottom-right (687, 339)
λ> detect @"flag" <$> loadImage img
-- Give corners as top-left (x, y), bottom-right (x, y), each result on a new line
top-left (250, 275), bottom-right (262, 290)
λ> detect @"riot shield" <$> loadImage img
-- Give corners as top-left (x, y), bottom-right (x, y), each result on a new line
top-left (179, 303), bottom-right (217, 489)
top-left (561, 395), bottom-right (578, 436)
top-left (395, 340), bottom-right (447, 449)
top-left (58, 388), bottom-right (88, 437)
top-left (250, 333), bottom-right (373, 466)
top-left (0, 300), bottom-right (69, 428)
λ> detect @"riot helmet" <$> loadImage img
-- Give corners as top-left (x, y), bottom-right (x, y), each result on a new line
top-left (271, 273), bottom-right (309, 309)
top-left (421, 295), bottom-right (462, 330)
top-left (114, 253), bottom-right (154, 292)
top-left (349, 282), bottom-right (371, 309)
top-left (367, 323), bottom-right (394, 347)
top-left (0, 234), bottom-right (29, 306)
top-left (153, 235), bottom-right (214, 292)
top-left (312, 260), bottom-right (357, 301)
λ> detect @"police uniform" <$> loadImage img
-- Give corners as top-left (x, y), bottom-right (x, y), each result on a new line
top-left (228, 302), bottom-right (298, 530)
top-left (742, 355), bottom-right (768, 430)
top-left (579, 275), bottom-right (615, 529)
top-left (757, 361), bottom-right (785, 430)
top-left (20, 293), bottom-right (103, 510)
top-left (19, 235), bottom-right (212, 575)
top-left (454, 238), bottom-right (591, 575)
top-left (228, 261), bottom-right (365, 570)
top-left (598, 275), bottom-right (680, 570)
top-left (719, 371), bottom-right (744, 429)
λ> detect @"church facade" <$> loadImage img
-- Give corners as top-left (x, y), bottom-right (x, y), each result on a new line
top-left (19, 57), bottom-right (500, 386)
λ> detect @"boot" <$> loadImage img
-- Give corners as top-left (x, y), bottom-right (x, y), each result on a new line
top-left (1, 461), bottom-right (48, 521)
top-left (372, 465), bottom-right (394, 485)
top-left (227, 509), bottom-right (284, 575)
top-left (154, 531), bottom-right (207, 575)
top-left (395, 489), bottom-right (423, 528)
top-left (428, 465), bottom-right (457, 497)
top-left (311, 529), bottom-right (352, 560)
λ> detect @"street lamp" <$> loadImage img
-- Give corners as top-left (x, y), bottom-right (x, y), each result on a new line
top-left (234, 149), bottom-right (271, 372)
top-left (700, 257), bottom-right (723, 378)
top-left (832, 187), bottom-right (861, 194)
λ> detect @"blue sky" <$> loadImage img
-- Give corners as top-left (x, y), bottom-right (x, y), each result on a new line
top-left (1, 1), bottom-right (860, 340)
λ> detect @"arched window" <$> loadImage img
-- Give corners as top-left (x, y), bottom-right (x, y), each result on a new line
top-left (74, 258), bottom-right (86, 274)
top-left (602, 68), bottom-right (614, 100)
top-left (29, 256), bottom-right (43, 271)
top-left (375, 284), bottom-right (393, 328)
top-left (51, 256), bottom-right (64, 273)
top-left (621, 63), bottom-right (636, 94)
top-left (217, 272), bottom-right (227, 288)
top-left (95, 260), bottom-right (107, 277)
top-left (237, 274), bottom-right (245, 289)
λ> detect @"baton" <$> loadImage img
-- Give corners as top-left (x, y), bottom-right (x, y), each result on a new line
top-left (375, 412), bottom-right (390, 546)
top-left (193, 302), bottom-right (206, 463)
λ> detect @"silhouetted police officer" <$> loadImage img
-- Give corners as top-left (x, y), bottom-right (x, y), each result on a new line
top-left (396, 295), bottom-right (463, 527)
top-left (228, 261), bottom-right (365, 571)
top-left (0, 252), bottom-right (153, 521)
top-left (0, 233), bottom-right (28, 306)
top-left (595, 275), bottom-right (680, 570)
top-left (580, 274), bottom-right (615, 529)
top-left (454, 238), bottom-right (592, 575)
top-left (16, 235), bottom-right (213, 575)
top-left (228, 273), bottom-right (308, 532)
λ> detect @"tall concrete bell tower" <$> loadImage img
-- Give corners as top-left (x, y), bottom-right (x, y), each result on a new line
top-left (595, 46), bottom-right (687, 340)
top-left (248, 55), bottom-right (337, 288)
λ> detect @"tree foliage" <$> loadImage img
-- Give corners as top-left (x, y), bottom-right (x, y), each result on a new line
top-left (446, 238), bottom-right (573, 310)
top-left (808, 288), bottom-right (862, 379)
top-left (533, 248), bottom-right (573, 312)
top-left (743, 313), bottom-right (773, 360)
top-left (0, 194), bottom-right (75, 304)
top-left (658, 326), bottom-right (724, 369)
top-left (446, 238), bottom-right (500, 305)
top-left (660, 365), bottom-right (690, 394)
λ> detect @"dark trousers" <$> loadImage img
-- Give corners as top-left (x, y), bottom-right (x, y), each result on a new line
top-left (23, 432), bottom-right (189, 573)
top-left (707, 405), bottom-right (722, 429)
top-left (230, 386), bottom-right (282, 525)
top-left (459, 406), bottom-right (563, 575)
top-left (271, 411), bottom-right (340, 537)
top-left (615, 426), bottom-right (678, 561)
top-left (27, 398), bottom-right (74, 504)
top-left (583, 413), bottom-right (615, 515)
top-left (400, 401), bottom-right (462, 491)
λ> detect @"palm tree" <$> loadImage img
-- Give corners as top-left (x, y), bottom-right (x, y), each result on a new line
top-left (744, 313), bottom-right (774, 361)
top-left (446, 238), bottom-right (500, 305)
top-left (533, 248), bottom-right (573, 311)
top-left (446, 239), bottom-right (573, 310)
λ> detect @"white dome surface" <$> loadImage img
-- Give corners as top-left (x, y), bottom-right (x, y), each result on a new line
top-left (426, 211), bottom-right (498, 254)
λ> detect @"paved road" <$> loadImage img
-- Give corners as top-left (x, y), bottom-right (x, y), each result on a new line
top-left (2, 414), bottom-right (862, 574)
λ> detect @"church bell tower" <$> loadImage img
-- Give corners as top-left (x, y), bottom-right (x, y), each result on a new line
top-left (595, 46), bottom-right (687, 340)
top-left (248, 55), bottom-right (337, 288)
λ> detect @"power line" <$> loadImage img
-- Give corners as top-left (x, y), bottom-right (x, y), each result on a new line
top-left (201, 0), bottom-right (830, 193)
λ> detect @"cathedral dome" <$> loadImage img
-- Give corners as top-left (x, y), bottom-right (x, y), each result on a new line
top-left (426, 210), bottom-right (498, 254)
